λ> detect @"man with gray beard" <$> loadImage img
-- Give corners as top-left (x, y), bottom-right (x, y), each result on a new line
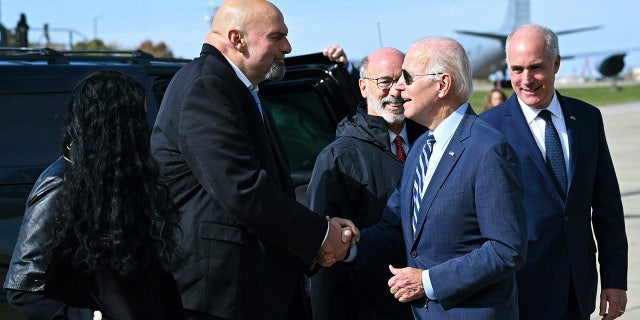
top-left (150, 1), bottom-right (358, 319)
top-left (307, 47), bottom-right (425, 320)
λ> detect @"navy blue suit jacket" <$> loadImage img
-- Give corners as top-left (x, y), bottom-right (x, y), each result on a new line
top-left (359, 106), bottom-right (527, 319)
top-left (480, 92), bottom-right (628, 319)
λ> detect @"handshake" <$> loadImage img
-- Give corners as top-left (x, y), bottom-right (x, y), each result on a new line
top-left (316, 216), bottom-right (360, 267)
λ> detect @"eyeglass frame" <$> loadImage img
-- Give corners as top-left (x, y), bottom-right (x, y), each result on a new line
top-left (401, 69), bottom-right (443, 85)
top-left (362, 76), bottom-right (400, 90)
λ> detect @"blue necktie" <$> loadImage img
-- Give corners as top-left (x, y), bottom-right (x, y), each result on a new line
top-left (412, 134), bottom-right (435, 237)
top-left (250, 89), bottom-right (264, 119)
top-left (539, 110), bottom-right (567, 197)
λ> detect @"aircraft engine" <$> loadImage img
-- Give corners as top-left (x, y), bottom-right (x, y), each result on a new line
top-left (597, 53), bottom-right (626, 77)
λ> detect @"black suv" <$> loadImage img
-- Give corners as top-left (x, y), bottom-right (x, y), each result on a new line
top-left (0, 48), bottom-right (361, 318)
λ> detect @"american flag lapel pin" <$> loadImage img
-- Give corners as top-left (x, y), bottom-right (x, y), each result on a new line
top-left (570, 116), bottom-right (576, 120)
top-left (448, 151), bottom-right (455, 157)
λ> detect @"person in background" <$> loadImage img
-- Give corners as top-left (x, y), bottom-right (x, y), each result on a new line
top-left (323, 44), bottom-right (360, 82)
top-left (4, 70), bottom-right (184, 320)
top-left (308, 47), bottom-right (421, 320)
top-left (481, 87), bottom-right (507, 112)
top-left (326, 36), bottom-right (527, 319)
top-left (150, 1), bottom-right (358, 319)
top-left (480, 24), bottom-right (628, 320)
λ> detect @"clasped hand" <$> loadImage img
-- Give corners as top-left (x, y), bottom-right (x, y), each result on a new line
top-left (316, 216), bottom-right (359, 267)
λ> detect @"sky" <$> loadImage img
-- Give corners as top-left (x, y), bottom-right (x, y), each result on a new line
top-left (3, 0), bottom-right (639, 79)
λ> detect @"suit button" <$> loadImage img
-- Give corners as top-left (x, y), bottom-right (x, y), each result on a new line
top-left (563, 216), bottom-right (569, 222)
top-left (411, 250), bottom-right (418, 258)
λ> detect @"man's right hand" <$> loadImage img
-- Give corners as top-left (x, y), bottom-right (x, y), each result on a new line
top-left (322, 45), bottom-right (348, 65)
top-left (317, 216), bottom-right (359, 266)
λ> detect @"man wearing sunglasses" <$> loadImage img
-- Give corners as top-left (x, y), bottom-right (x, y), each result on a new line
top-left (308, 47), bottom-right (425, 320)
top-left (333, 37), bottom-right (527, 319)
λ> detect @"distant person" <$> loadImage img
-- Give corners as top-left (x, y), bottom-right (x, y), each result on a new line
top-left (4, 71), bottom-right (184, 320)
top-left (308, 47), bottom-right (421, 320)
top-left (481, 88), bottom-right (507, 112)
top-left (481, 24), bottom-right (628, 320)
top-left (150, 0), bottom-right (358, 319)
top-left (324, 36), bottom-right (527, 319)
top-left (16, 13), bottom-right (29, 47)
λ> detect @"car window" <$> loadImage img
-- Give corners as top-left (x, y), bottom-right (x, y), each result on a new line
top-left (0, 93), bottom-right (68, 169)
top-left (266, 89), bottom-right (336, 172)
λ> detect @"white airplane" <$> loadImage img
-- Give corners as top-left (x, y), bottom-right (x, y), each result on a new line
top-left (457, 0), bottom-right (634, 80)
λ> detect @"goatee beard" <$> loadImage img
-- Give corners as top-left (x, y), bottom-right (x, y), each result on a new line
top-left (266, 61), bottom-right (286, 81)
top-left (369, 96), bottom-right (405, 125)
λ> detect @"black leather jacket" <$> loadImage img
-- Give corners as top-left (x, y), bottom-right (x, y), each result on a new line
top-left (3, 157), bottom-right (66, 292)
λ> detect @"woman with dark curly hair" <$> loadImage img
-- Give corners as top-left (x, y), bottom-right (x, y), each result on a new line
top-left (4, 71), bottom-right (184, 319)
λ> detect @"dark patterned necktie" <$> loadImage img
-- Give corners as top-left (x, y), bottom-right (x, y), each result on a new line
top-left (538, 110), bottom-right (567, 197)
top-left (412, 134), bottom-right (435, 237)
top-left (394, 135), bottom-right (406, 163)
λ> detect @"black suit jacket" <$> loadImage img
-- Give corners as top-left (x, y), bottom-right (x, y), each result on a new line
top-left (481, 92), bottom-right (628, 319)
top-left (151, 44), bottom-right (327, 320)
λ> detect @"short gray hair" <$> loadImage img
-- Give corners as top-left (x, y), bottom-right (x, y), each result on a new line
top-left (505, 23), bottom-right (559, 65)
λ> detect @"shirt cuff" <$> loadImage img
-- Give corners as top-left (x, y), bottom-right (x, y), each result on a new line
top-left (423, 269), bottom-right (436, 300)
top-left (342, 244), bottom-right (357, 262)
top-left (346, 61), bottom-right (354, 74)
top-left (321, 221), bottom-right (329, 245)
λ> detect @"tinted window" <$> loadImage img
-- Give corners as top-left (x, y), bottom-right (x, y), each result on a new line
top-left (266, 89), bottom-right (336, 172)
top-left (1, 93), bottom-right (68, 169)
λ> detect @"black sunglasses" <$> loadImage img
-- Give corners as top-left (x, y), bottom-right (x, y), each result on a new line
top-left (401, 69), bottom-right (443, 85)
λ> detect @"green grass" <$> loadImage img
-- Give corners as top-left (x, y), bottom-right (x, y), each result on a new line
top-left (470, 83), bottom-right (640, 114)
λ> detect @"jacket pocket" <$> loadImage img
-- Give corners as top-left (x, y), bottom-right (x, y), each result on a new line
top-left (197, 221), bottom-right (245, 244)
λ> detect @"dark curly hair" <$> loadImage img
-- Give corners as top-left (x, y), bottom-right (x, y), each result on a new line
top-left (48, 70), bottom-right (179, 278)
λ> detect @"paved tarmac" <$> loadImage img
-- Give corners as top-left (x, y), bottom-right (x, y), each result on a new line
top-left (589, 100), bottom-right (640, 320)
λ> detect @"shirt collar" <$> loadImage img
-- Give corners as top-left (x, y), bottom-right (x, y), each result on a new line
top-left (222, 55), bottom-right (257, 92)
top-left (389, 125), bottom-right (408, 145)
top-left (431, 102), bottom-right (467, 144)
top-left (518, 91), bottom-right (563, 124)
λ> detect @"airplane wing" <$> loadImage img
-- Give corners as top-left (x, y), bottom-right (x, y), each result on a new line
top-left (555, 26), bottom-right (602, 36)
top-left (455, 31), bottom-right (506, 41)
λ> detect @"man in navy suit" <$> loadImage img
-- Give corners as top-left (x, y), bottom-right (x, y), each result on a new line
top-left (334, 36), bottom-right (528, 319)
top-left (150, 1), bottom-right (357, 319)
top-left (481, 24), bottom-right (628, 320)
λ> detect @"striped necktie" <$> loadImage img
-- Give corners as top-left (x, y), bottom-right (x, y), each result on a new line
top-left (412, 134), bottom-right (435, 237)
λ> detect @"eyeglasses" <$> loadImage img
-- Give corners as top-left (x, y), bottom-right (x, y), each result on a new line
top-left (363, 77), bottom-right (399, 90)
top-left (401, 69), bottom-right (443, 85)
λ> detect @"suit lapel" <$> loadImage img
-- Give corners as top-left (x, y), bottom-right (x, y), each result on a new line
top-left (411, 112), bottom-right (470, 244)
top-left (557, 93), bottom-right (577, 189)
top-left (504, 100), bottom-right (555, 184)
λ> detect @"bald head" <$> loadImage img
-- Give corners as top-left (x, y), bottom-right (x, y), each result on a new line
top-left (205, 0), bottom-right (291, 85)
top-left (360, 47), bottom-right (404, 79)
top-left (211, 0), bottom-right (282, 36)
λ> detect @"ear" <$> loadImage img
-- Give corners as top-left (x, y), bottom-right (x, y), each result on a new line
top-left (553, 54), bottom-right (561, 74)
top-left (359, 78), bottom-right (368, 98)
top-left (229, 29), bottom-right (245, 51)
top-left (437, 73), bottom-right (451, 98)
